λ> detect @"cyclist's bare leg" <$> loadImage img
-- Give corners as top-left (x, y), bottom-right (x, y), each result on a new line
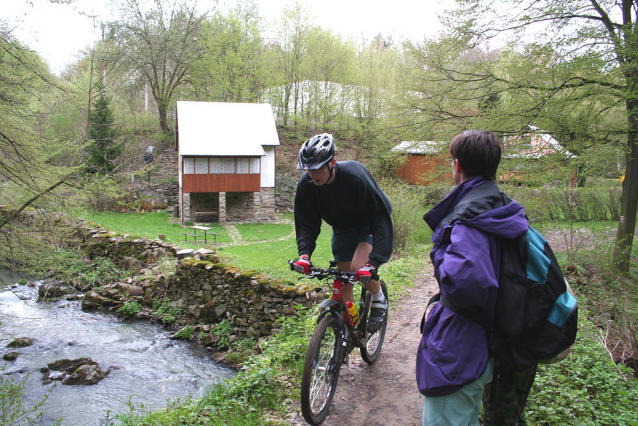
top-left (336, 242), bottom-right (381, 303)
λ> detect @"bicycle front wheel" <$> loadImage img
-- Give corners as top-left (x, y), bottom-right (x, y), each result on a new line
top-left (300, 315), bottom-right (342, 425)
top-left (360, 281), bottom-right (388, 364)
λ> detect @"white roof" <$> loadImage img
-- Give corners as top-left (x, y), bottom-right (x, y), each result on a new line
top-left (391, 141), bottom-right (446, 155)
top-left (177, 101), bottom-right (280, 157)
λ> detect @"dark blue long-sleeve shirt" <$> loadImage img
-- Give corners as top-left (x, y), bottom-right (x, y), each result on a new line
top-left (294, 161), bottom-right (393, 267)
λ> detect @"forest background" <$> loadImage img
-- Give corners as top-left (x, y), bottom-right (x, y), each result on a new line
top-left (1, 0), bottom-right (638, 424)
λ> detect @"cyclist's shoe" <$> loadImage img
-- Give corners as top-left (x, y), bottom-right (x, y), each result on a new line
top-left (367, 299), bottom-right (388, 333)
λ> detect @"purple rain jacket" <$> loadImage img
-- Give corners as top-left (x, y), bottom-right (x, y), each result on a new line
top-left (417, 177), bottom-right (528, 396)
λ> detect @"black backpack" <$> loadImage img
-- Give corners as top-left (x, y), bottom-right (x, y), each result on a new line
top-left (428, 193), bottom-right (578, 371)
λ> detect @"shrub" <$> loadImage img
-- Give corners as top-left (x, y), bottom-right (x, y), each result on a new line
top-left (116, 302), bottom-right (142, 316)
top-left (381, 181), bottom-right (433, 253)
top-left (174, 326), bottom-right (194, 340)
top-left (212, 320), bottom-right (233, 350)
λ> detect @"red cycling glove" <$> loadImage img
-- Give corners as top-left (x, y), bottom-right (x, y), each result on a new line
top-left (293, 257), bottom-right (312, 274)
top-left (355, 263), bottom-right (376, 284)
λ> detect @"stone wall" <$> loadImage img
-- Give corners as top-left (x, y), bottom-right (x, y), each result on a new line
top-left (166, 259), bottom-right (320, 338)
top-left (83, 230), bottom-right (323, 338)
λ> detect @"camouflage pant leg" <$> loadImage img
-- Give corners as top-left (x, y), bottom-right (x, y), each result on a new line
top-left (481, 363), bottom-right (538, 426)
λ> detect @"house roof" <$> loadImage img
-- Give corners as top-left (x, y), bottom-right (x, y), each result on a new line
top-left (503, 127), bottom-right (574, 159)
top-left (390, 141), bottom-right (447, 155)
top-left (177, 101), bottom-right (280, 157)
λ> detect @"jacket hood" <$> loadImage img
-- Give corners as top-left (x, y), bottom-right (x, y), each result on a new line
top-left (465, 201), bottom-right (528, 240)
top-left (425, 178), bottom-right (528, 241)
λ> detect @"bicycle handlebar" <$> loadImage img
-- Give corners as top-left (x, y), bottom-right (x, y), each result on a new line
top-left (288, 260), bottom-right (377, 284)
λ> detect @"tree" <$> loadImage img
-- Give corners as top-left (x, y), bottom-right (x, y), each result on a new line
top-left (189, 0), bottom-right (265, 102)
top-left (85, 84), bottom-right (122, 174)
top-left (110, 0), bottom-right (209, 137)
top-left (406, 0), bottom-right (638, 271)
top-left (0, 22), bottom-right (81, 230)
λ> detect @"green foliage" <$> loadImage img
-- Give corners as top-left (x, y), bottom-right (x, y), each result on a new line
top-left (152, 300), bottom-right (184, 324)
top-left (503, 184), bottom-right (622, 224)
top-left (85, 84), bottom-right (122, 174)
top-left (117, 302), bottom-right (142, 316)
top-left (174, 326), bottom-right (194, 340)
top-left (381, 181), bottom-right (433, 253)
top-left (211, 320), bottom-right (233, 350)
top-left (528, 318), bottom-right (638, 425)
top-left (0, 367), bottom-right (60, 425)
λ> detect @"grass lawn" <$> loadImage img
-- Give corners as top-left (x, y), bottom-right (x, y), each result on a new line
top-left (74, 210), bottom-right (231, 249)
top-left (75, 210), bottom-right (422, 303)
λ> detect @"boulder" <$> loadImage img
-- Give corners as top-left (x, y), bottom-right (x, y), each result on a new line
top-left (37, 280), bottom-right (78, 301)
top-left (8, 337), bottom-right (33, 348)
top-left (3, 352), bottom-right (19, 361)
top-left (42, 357), bottom-right (109, 386)
top-left (61, 364), bottom-right (108, 386)
top-left (81, 291), bottom-right (115, 310)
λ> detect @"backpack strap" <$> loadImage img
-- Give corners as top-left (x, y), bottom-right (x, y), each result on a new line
top-left (421, 292), bottom-right (491, 331)
top-left (439, 294), bottom-right (491, 329)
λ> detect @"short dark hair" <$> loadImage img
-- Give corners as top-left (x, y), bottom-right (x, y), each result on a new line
top-left (449, 130), bottom-right (502, 180)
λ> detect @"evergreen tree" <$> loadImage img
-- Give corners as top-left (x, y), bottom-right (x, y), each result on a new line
top-left (86, 86), bottom-right (121, 174)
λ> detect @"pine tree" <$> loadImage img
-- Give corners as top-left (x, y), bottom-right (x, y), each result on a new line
top-left (86, 86), bottom-right (121, 174)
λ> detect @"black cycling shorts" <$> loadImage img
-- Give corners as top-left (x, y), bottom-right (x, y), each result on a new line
top-left (331, 226), bottom-right (373, 262)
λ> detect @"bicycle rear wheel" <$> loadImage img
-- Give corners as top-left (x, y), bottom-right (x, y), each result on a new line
top-left (301, 315), bottom-right (342, 425)
top-left (360, 281), bottom-right (388, 364)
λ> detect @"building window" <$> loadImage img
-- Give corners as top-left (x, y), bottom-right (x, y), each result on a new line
top-left (237, 158), bottom-right (250, 174)
top-left (250, 158), bottom-right (260, 174)
top-left (183, 158), bottom-right (195, 174)
top-left (195, 158), bottom-right (209, 174)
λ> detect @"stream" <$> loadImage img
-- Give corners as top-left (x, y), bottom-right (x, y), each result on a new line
top-left (0, 270), bottom-right (235, 425)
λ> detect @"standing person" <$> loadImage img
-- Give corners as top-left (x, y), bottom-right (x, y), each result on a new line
top-left (291, 133), bottom-right (393, 332)
top-left (417, 130), bottom-right (529, 425)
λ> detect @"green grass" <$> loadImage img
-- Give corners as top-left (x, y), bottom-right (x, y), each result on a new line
top-left (218, 222), bottom-right (332, 281)
top-left (74, 210), bottom-right (231, 247)
top-left (233, 222), bottom-right (293, 242)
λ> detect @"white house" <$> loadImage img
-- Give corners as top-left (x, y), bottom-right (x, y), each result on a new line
top-left (176, 101), bottom-right (280, 223)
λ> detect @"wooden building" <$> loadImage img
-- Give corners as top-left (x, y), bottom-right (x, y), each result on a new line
top-left (390, 141), bottom-right (451, 185)
top-left (501, 127), bottom-right (576, 185)
top-left (176, 101), bottom-right (280, 223)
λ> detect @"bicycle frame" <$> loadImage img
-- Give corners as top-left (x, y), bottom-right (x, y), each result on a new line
top-left (316, 277), bottom-right (364, 350)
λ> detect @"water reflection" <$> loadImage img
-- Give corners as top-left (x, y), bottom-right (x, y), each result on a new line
top-left (0, 271), bottom-right (234, 425)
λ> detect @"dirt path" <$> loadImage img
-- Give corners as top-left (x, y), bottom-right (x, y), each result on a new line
top-left (287, 266), bottom-right (439, 426)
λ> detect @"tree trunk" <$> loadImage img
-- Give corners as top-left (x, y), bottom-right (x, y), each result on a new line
top-left (613, 98), bottom-right (638, 272)
top-left (158, 102), bottom-right (170, 136)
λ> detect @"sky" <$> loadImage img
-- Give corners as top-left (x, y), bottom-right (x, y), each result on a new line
top-left (2, 0), bottom-right (451, 75)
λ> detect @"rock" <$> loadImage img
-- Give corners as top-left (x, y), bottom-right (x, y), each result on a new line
top-left (212, 352), bottom-right (227, 363)
top-left (8, 337), bottom-right (33, 348)
top-left (61, 364), bottom-right (108, 386)
top-left (176, 249), bottom-right (194, 259)
top-left (3, 352), bottom-right (19, 361)
top-left (81, 291), bottom-right (114, 310)
top-left (42, 357), bottom-right (108, 386)
top-left (38, 280), bottom-right (76, 301)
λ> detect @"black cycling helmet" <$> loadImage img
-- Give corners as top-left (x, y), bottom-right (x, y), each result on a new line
top-left (297, 133), bottom-right (336, 170)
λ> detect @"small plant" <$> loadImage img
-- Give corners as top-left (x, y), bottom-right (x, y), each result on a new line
top-left (116, 302), bottom-right (142, 316)
top-left (152, 299), bottom-right (183, 324)
top-left (160, 314), bottom-right (176, 324)
top-left (174, 326), bottom-right (194, 340)
top-left (0, 366), bottom-right (60, 425)
top-left (211, 320), bottom-right (233, 350)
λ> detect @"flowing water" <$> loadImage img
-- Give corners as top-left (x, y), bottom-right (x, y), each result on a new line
top-left (0, 271), bottom-right (235, 425)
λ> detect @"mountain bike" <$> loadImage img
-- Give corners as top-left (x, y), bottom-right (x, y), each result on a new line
top-left (289, 260), bottom-right (389, 425)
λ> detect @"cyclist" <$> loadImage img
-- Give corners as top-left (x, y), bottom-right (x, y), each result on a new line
top-left (292, 133), bottom-right (393, 332)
